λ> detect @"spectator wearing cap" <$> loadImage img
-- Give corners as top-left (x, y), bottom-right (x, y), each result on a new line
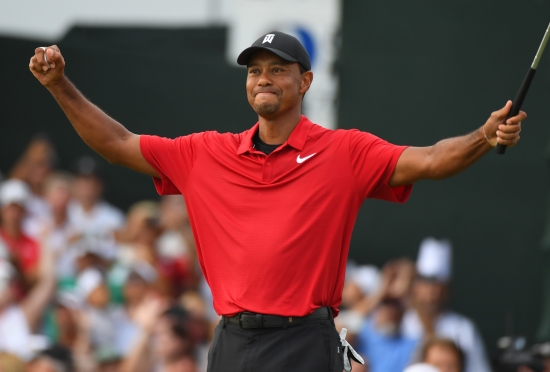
top-left (75, 268), bottom-right (120, 361)
top-left (0, 179), bottom-right (41, 285)
top-left (352, 260), bottom-right (419, 372)
top-left (401, 238), bottom-right (490, 372)
top-left (68, 156), bottom-right (124, 261)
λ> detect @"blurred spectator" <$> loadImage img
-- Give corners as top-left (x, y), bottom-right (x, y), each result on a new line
top-left (0, 246), bottom-right (56, 361)
top-left (9, 135), bottom-right (56, 232)
top-left (158, 195), bottom-right (198, 290)
top-left (0, 179), bottom-right (41, 286)
top-left (68, 156), bottom-right (124, 261)
top-left (31, 173), bottom-right (81, 288)
top-left (121, 300), bottom-right (199, 372)
top-left (75, 268), bottom-right (120, 358)
top-left (115, 200), bottom-right (191, 298)
top-left (353, 260), bottom-right (418, 372)
top-left (401, 238), bottom-right (491, 372)
top-left (421, 338), bottom-right (464, 372)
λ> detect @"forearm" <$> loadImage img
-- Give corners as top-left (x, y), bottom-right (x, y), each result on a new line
top-left (390, 101), bottom-right (524, 186)
top-left (425, 126), bottom-right (491, 180)
top-left (47, 77), bottom-right (133, 164)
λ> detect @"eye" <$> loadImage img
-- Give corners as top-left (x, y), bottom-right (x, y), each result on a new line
top-left (249, 68), bottom-right (260, 74)
top-left (273, 67), bottom-right (283, 73)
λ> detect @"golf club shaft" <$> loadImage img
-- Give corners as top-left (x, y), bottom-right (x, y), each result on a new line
top-left (496, 22), bottom-right (550, 154)
top-left (495, 68), bottom-right (536, 154)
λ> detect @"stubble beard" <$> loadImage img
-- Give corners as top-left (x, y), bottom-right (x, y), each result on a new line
top-left (254, 101), bottom-right (280, 116)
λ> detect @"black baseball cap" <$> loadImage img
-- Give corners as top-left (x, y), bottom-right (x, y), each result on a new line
top-left (237, 31), bottom-right (311, 71)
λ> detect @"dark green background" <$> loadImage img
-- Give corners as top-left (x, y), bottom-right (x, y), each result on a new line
top-left (2, 0), bottom-right (550, 356)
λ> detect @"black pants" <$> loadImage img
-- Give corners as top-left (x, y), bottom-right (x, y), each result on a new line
top-left (207, 317), bottom-right (345, 372)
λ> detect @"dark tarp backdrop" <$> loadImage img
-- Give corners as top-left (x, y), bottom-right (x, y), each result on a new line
top-left (2, 0), bottom-right (550, 356)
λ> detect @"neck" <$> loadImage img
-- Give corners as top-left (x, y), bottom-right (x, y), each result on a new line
top-left (257, 109), bottom-right (302, 145)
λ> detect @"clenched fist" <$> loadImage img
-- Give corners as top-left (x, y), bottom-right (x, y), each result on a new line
top-left (29, 45), bottom-right (66, 88)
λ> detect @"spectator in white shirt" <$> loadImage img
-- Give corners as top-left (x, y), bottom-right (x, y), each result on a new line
top-left (401, 238), bottom-right (491, 372)
top-left (68, 157), bottom-right (124, 261)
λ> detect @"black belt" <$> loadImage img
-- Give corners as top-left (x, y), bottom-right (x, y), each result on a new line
top-left (223, 307), bottom-right (332, 330)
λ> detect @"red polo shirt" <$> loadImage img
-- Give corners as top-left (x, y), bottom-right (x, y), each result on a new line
top-left (141, 116), bottom-right (412, 317)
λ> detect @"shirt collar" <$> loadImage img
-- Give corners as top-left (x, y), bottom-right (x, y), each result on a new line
top-left (236, 115), bottom-right (313, 155)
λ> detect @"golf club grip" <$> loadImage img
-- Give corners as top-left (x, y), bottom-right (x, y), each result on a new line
top-left (495, 67), bottom-right (537, 154)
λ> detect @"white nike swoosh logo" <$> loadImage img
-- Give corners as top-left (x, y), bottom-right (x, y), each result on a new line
top-left (296, 153), bottom-right (316, 164)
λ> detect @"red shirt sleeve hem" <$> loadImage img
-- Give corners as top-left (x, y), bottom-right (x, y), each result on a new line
top-left (140, 135), bottom-right (181, 195)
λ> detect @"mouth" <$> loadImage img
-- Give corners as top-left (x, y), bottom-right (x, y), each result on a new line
top-left (254, 91), bottom-right (277, 98)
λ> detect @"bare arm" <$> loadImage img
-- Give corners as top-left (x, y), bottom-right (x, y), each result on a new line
top-left (21, 246), bottom-right (56, 330)
top-left (29, 46), bottom-right (158, 177)
top-left (390, 101), bottom-right (526, 187)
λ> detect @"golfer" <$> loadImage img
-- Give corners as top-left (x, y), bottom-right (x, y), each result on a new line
top-left (29, 31), bottom-right (525, 372)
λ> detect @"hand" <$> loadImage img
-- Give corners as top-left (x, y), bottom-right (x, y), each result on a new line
top-left (483, 100), bottom-right (527, 147)
top-left (29, 45), bottom-right (66, 88)
top-left (132, 295), bottom-right (169, 332)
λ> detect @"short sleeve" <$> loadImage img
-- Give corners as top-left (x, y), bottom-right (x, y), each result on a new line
top-left (348, 129), bottom-right (412, 202)
top-left (140, 133), bottom-right (205, 195)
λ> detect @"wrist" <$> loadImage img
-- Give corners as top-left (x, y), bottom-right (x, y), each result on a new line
top-left (481, 123), bottom-right (497, 147)
top-left (46, 76), bottom-right (70, 94)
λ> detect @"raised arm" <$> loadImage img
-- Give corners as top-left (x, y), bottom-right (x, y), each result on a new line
top-left (29, 45), bottom-right (158, 177)
top-left (389, 101), bottom-right (526, 187)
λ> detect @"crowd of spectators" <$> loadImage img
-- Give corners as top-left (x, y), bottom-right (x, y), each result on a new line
top-left (0, 136), bottom-right (549, 372)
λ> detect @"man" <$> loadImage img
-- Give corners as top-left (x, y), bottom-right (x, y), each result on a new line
top-left (29, 31), bottom-right (525, 372)
top-left (0, 179), bottom-right (41, 286)
top-left (401, 238), bottom-right (491, 372)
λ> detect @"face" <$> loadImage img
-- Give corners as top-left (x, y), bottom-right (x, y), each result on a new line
top-left (412, 279), bottom-right (448, 314)
top-left (424, 344), bottom-right (462, 372)
top-left (153, 317), bottom-right (191, 363)
top-left (374, 301), bottom-right (404, 336)
top-left (0, 203), bottom-right (25, 227)
top-left (87, 285), bottom-right (110, 308)
top-left (45, 179), bottom-right (71, 213)
top-left (123, 276), bottom-right (148, 304)
top-left (246, 50), bottom-right (312, 118)
top-left (160, 195), bottom-right (188, 230)
top-left (72, 176), bottom-right (103, 205)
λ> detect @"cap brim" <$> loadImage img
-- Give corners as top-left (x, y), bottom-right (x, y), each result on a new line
top-left (237, 46), bottom-right (298, 66)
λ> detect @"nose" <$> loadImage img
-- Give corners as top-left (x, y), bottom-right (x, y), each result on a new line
top-left (257, 69), bottom-right (272, 86)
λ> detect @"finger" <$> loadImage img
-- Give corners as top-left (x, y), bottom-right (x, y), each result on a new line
top-left (497, 135), bottom-right (519, 146)
top-left (496, 130), bottom-right (519, 140)
top-left (30, 56), bottom-right (43, 73)
top-left (34, 47), bottom-right (49, 71)
top-left (498, 123), bottom-right (521, 134)
top-left (491, 100), bottom-right (513, 121)
top-left (45, 47), bottom-right (63, 69)
top-left (506, 110), bottom-right (527, 125)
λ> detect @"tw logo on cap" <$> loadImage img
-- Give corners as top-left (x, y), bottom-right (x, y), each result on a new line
top-left (262, 34), bottom-right (275, 44)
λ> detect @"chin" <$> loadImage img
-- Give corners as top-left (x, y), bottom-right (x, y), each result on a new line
top-left (254, 102), bottom-right (280, 116)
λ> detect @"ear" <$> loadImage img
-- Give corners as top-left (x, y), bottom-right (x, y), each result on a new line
top-left (300, 71), bottom-right (314, 96)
